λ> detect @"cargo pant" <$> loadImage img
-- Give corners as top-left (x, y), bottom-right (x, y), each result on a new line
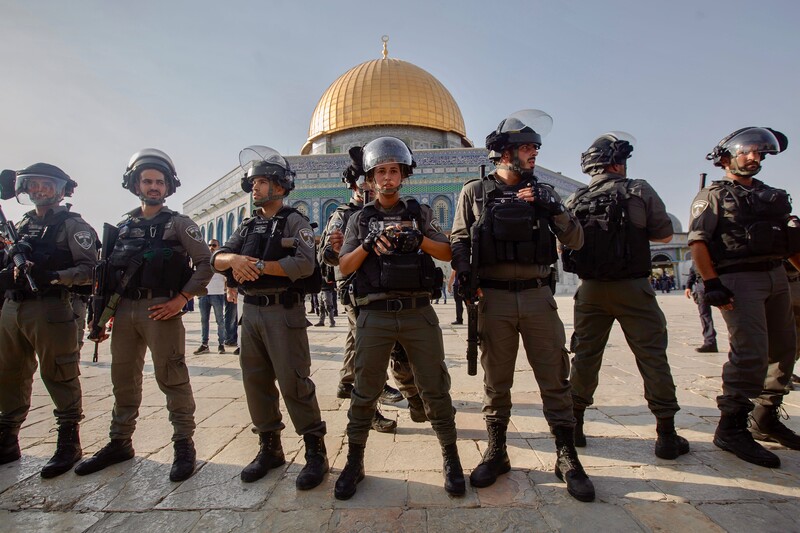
top-left (717, 268), bottom-right (796, 413)
top-left (480, 286), bottom-right (574, 428)
top-left (0, 294), bottom-right (82, 434)
top-left (348, 303), bottom-right (456, 445)
top-left (570, 277), bottom-right (680, 418)
top-left (109, 296), bottom-right (196, 441)
top-left (240, 299), bottom-right (326, 437)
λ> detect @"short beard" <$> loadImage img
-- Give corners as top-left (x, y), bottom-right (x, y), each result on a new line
top-left (140, 195), bottom-right (165, 206)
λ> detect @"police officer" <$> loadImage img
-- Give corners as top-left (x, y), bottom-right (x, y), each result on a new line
top-left (0, 164), bottom-right (96, 478)
top-left (562, 132), bottom-right (689, 463)
top-left (74, 149), bottom-right (211, 482)
top-left (212, 146), bottom-right (328, 490)
top-left (689, 127), bottom-right (800, 467)
top-left (335, 136), bottom-right (464, 500)
top-left (685, 262), bottom-right (718, 352)
top-left (319, 147), bottom-right (425, 433)
top-left (451, 110), bottom-right (594, 502)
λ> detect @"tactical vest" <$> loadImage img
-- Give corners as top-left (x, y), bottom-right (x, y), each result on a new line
top-left (709, 180), bottom-right (800, 263)
top-left (562, 179), bottom-right (651, 280)
top-left (237, 206), bottom-right (322, 295)
top-left (108, 211), bottom-right (192, 292)
top-left (476, 178), bottom-right (557, 266)
top-left (17, 210), bottom-right (79, 274)
top-left (323, 202), bottom-right (360, 283)
top-left (353, 199), bottom-right (437, 296)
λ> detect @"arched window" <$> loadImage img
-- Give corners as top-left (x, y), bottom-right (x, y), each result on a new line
top-left (322, 200), bottom-right (339, 225)
top-left (431, 196), bottom-right (452, 230)
top-left (207, 221), bottom-right (214, 242)
top-left (238, 206), bottom-right (246, 225)
top-left (201, 226), bottom-right (206, 243)
top-left (226, 213), bottom-right (235, 241)
top-left (216, 216), bottom-right (224, 243)
top-left (293, 201), bottom-right (310, 219)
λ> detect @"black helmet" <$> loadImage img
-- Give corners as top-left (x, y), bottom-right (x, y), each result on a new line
top-left (485, 109), bottom-right (553, 161)
top-left (123, 149), bottom-right (180, 197)
top-left (707, 127), bottom-right (788, 174)
top-left (14, 163), bottom-right (77, 206)
top-left (362, 137), bottom-right (415, 177)
top-left (580, 131), bottom-right (636, 176)
top-left (238, 145), bottom-right (295, 197)
top-left (341, 146), bottom-right (365, 190)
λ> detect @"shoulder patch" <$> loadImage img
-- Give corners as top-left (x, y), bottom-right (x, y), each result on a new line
top-left (73, 230), bottom-right (94, 250)
top-left (691, 200), bottom-right (709, 219)
top-left (185, 224), bottom-right (203, 242)
top-left (299, 228), bottom-right (315, 248)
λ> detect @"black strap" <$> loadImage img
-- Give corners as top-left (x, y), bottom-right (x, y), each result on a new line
top-left (480, 278), bottom-right (547, 291)
top-left (717, 260), bottom-right (782, 275)
top-left (360, 297), bottom-right (430, 311)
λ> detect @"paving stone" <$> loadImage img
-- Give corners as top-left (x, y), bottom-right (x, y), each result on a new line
top-left (330, 508), bottom-right (424, 532)
top-left (331, 471), bottom-right (407, 509)
top-left (87, 510), bottom-right (202, 532)
top-left (0, 509), bottom-right (101, 532)
top-left (697, 502), bottom-right (799, 533)
top-left (188, 510), bottom-right (273, 532)
top-left (426, 508), bottom-right (551, 533)
top-left (625, 501), bottom-right (726, 532)
top-left (407, 469), bottom-right (479, 508)
top-left (539, 501), bottom-right (645, 532)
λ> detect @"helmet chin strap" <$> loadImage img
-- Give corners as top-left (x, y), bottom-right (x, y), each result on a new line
top-left (497, 147), bottom-right (534, 179)
top-left (253, 181), bottom-right (287, 205)
top-left (376, 183), bottom-right (402, 195)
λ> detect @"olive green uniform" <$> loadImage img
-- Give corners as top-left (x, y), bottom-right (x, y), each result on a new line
top-left (688, 178), bottom-right (796, 414)
top-left (319, 201), bottom-right (418, 397)
top-left (450, 175), bottom-right (582, 428)
top-left (214, 209), bottom-right (325, 437)
top-left (565, 173), bottom-right (680, 418)
top-left (0, 206), bottom-right (96, 435)
top-left (108, 207), bottom-right (211, 442)
top-left (340, 198), bottom-right (455, 444)
top-left (787, 263), bottom-right (800, 363)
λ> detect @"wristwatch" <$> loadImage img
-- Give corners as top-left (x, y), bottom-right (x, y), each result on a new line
top-left (255, 260), bottom-right (265, 273)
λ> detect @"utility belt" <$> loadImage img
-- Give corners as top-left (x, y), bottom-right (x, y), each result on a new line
top-left (480, 278), bottom-right (548, 291)
top-left (4, 287), bottom-right (70, 303)
top-left (122, 288), bottom-right (178, 300)
top-left (360, 296), bottom-right (431, 312)
top-left (243, 292), bottom-right (302, 308)
top-left (716, 260), bottom-right (783, 275)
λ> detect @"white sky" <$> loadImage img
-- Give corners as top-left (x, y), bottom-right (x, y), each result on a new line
top-left (1, 0), bottom-right (798, 233)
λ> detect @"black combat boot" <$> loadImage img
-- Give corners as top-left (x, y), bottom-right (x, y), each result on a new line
top-left (296, 434), bottom-right (329, 490)
top-left (334, 442), bottom-right (365, 500)
top-left (442, 442), bottom-right (466, 496)
top-left (0, 428), bottom-right (21, 465)
top-left (379, 384), bottom-right (403, 404)
top-left (74, 438), bottom-right (135, 475)
top-left (654, 417), bottom-right (690, 459)
top-left (574, 408), bottom-right (587, 447)
top-left (749, 404), bottom-right (800, 450)
top-left (469, 422), bottom-right (511, 488)
top-left (407, 394), bottom-right (428, 423)
top-left (170, 438), bottom-right (197, 482)
top-left (240, 431), bottom-right (285, 482)
top-left (714, 411), bottom-right (780, 468)
top-left (371, 410), bottom-right (397, 433)
top-left (553, 426), bottom-right (595, 502)
top-left (41, 423), bottom-right (82, 479)
top-left (336, 382), bottom-right (354, 399)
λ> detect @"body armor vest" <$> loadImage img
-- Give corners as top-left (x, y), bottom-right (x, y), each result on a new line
top-left (108, 211), bottom-right (192, 292)
top-left (354, 199), bottom-right (437, 296)
top-left (237, 206), bottom-right (321, 295)
top-left (476, 178), bottom-right (557, 267)
top-left (709, 180), bottom-right (800, 263)
top-left (562, 179), bottom-right (651, 280)
top-left (12, 210), bottom-right (79, 293)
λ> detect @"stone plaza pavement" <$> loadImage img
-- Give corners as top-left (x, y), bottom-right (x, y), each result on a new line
top-left (1, 294), bottom-right (799, 532)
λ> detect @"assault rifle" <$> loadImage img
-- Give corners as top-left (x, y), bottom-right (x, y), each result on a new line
top-left (87, 223), bottom-right (120, 360)
top-left (465, 164), bottom-right (485, 376)
top-left (0, 204), bottom-right (38, 293)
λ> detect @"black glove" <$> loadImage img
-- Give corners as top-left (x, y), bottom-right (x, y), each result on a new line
top-left (6, 241), bottom-right (33, 263)
top-left (394, 228), bottom-right (423, 254)
top-left (0, 266), bottom-right (14, 290)
top-left (362, 228), bottom-right (382, 253)
top-left (29, 263), bottom-right (59, 286)
top-left (702, 277), bottom-right (734, 307)
top-left (534, 185), bottom-right (565, 216)
top-left (456, 271), bottom-right (474, 301)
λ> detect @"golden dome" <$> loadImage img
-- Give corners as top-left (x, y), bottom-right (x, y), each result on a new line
top-left (302, 57), bottom-right (467, 154)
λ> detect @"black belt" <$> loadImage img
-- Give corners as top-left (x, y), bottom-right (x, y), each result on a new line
top-left (5, 288), bottom-right (68, 302)
top-left (480, 278), bottom-right (547, 291)
top-left (361, 297), bottom-right (430, 311)
top-left (122, 288), bottom-right (177, 300)
top-left (243, 293), bottom-right (300, 307)
top-left (717, 260), bottom-right (782, 275)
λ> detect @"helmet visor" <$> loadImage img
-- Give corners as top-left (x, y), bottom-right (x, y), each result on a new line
top-left (362, 137), bottom-right (413, 173)
top-left (502, 109), bottom-right (553, 139)
top-left (724, 128), bottom-right (781, 157)
top-left (15, 174), bottom-right (66, 206)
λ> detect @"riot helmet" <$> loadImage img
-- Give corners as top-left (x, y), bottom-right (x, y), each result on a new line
top-left (123, 149), bottom-right (180, 202)
top-left (14, 163), bottom-right (76, 206)
top-left (580, 131), bottom-right (636, 176)
top-left (238, 145), bottom-right (295, 205)
top-left (362, 137), bottom-right (415, 195)
top-left (485, 109), bottom-right (553, 174)
top-left (707, 127), bottom-right (787, 177)
top-left (341, 145), bottom-right (370, 202)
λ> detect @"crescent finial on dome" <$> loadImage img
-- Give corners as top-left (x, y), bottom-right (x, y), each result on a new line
top-left (381, 35), bottom-right (389, 59)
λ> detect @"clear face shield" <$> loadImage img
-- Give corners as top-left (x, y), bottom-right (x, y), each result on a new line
top-left (723, 128), bottom-right (781, 177)
top-left (239, 145), bottom-right (295, 205)
top-left (15, 174), bottom-right (66, 206)
top-left (492, 109), bottom-right (553, 175)
top-left (362, 137), bottom-right (414, 195)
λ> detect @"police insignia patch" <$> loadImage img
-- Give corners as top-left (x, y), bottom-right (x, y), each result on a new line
top-left (73, 231), bottom-right (93, 250)
top-left (691, 200), bottom-right (709, 219)
top-left (186, 225), bottom-right (203, 242)
top-left (299, 228), bottom-right (314, 248)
